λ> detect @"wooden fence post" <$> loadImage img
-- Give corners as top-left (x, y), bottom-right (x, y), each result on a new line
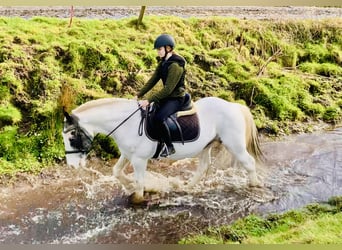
top-left (68, 5), bottom-right (74, 27)
top-left (137, 6), bottom-right (146, 27)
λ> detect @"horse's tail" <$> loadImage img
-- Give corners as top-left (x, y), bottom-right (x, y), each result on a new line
top-left (240, 105), bottom-right (265, 164)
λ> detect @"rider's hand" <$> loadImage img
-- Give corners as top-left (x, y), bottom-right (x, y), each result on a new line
top-left (138, 100), bottom-right (150, 109)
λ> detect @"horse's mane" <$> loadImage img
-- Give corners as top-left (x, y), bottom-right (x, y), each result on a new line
top-left (73, 98), bottom-right (132, 114)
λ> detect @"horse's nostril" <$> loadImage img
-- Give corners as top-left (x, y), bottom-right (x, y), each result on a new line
top-left (69, 138), bottom-right (75, 147)
top-left (70, 137), bottom-right (82, 149)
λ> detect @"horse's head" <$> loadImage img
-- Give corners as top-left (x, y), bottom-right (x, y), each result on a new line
top-left (62, 109), bottom-right (93, 168)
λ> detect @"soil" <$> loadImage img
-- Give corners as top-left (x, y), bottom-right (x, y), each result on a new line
top-left (0, 6), bottom-right (341, 20)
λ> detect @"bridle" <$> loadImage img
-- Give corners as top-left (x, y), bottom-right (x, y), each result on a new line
top-left (63, 105), bottom-right (143, 155)
top-left (63, 119), bottom-right (93, 155)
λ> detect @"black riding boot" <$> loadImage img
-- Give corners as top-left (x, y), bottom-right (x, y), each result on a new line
top-left (159, 121), bottom-right (175, 157)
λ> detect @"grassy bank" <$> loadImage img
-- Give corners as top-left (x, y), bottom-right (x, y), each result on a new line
top-left (179, 196), bottom-right (342, 244)
top-left (0, 16), bottom-right (341, 176)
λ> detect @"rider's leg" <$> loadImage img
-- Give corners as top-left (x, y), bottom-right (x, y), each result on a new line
top-left (159, 121), bottom-right (175, 157)
top-left (154, 98), bottom-right (183, 157)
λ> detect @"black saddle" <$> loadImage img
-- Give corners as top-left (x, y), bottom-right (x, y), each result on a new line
top-left (141, 94), bottom-right (200, 158)
top-left (180, 93), bottom-right (192, 111)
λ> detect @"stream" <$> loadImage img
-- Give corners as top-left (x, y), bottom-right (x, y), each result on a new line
top-left (0, 127), bottom-right (341, 243)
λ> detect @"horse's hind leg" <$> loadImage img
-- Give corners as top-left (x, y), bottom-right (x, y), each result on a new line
top-left (221, 137), bottom-right (259, 187)
top-left (235, 150), bottom-right (259, 187)
top-left (187, 145), bottom-right (212, 189)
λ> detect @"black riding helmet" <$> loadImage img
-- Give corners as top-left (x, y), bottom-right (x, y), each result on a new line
top-left (153, 34), bottom-right (176, 49)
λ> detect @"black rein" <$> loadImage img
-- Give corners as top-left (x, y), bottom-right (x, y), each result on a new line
top-left (106, 106), bottom-right (142, 138)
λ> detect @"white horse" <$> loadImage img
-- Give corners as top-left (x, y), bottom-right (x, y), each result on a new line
top-left (62, 97), bottom-right (264, 203)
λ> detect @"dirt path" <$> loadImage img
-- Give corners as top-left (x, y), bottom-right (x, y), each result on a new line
top-left (0, 6), bottom-right (341, 20)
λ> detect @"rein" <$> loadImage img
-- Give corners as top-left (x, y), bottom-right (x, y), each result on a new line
top-left (106, 106), bottom-right (142, 138)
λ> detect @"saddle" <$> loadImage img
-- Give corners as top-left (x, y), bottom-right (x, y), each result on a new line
top-left (141, 94), bottom-right (200, 158)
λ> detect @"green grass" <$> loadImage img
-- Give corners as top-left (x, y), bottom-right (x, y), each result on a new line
top-left (245, 213), bottom-right (342, 244)
top-left (179, 197), bottom-right (342, 244)
top-left (0, 16), bottom-right (341, 175)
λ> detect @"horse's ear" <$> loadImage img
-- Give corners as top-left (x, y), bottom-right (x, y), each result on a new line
top-left (63, 106), bottom-right (73, 125)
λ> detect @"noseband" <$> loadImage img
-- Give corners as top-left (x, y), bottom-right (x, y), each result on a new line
top-left (63, 105), bottom-right (142, 155)
top-left (63, 113), bottom-right (93, 155)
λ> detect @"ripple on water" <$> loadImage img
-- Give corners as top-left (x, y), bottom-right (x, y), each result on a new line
top-left (0, 128), bottom-right (341, 243)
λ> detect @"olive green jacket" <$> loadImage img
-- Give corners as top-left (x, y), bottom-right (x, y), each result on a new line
top-left (137, 61), bottom-right (186, 103)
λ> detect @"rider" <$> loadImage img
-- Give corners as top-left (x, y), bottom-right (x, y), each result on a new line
top-left (136, 34), bottom-right (187, 157)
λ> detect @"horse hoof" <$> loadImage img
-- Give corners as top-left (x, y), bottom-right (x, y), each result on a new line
top-left (128, 193), bottom-right (148, 206)
top-left (249, 180), bottom-right (263, 188)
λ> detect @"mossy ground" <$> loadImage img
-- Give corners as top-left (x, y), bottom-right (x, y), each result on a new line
top-left (179, 196), bottom-right (342, 244)
top-left (0, 16), bottom-right (341, 176)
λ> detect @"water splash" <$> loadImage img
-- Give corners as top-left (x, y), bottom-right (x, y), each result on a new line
top-left (0, 127), bottom-right (341, 243)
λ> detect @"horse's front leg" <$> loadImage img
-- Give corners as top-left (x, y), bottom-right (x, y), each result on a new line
top-left (129, 156), bottom-right (148, 204)
top-left (113, 155), bottom-right (134, 192)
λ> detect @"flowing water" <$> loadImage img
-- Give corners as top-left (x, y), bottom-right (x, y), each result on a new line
top-left (0, 127), bottom-right (341, 243)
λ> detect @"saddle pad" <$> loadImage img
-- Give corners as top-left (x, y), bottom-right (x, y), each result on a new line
top-left (177, 103), bottom-right (196, 117)
top-left (145, 113), bottom-right (200, 143)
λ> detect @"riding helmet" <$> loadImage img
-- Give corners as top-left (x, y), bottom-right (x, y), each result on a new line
top-left (153, 34), bottom-right (176, 49)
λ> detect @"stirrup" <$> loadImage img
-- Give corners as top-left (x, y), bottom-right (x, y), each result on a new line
top-left (160, 144), bottom-right (175, 158)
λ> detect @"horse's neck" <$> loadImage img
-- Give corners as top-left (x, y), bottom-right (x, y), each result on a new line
top-left (76, 98), bottom-right (139, 134)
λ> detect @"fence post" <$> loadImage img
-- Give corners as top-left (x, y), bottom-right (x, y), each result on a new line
top-left (137, 6), bottom-right (146, 27)
top-left (68, 5), bottom-right (74, 27)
